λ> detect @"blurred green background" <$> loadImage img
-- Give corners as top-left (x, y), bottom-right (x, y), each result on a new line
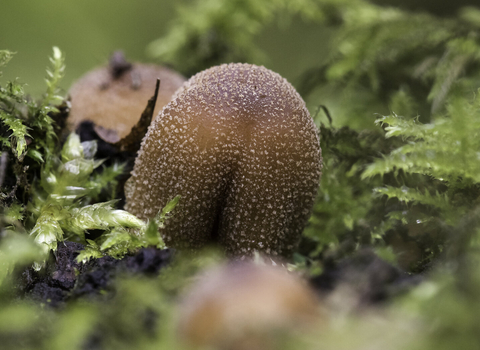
top-left (1, 0), bottom-right (479, 97)
top-left (0, 0), bottom-right (329, 96)
top-left (1, 0), bottom-right (177, 96)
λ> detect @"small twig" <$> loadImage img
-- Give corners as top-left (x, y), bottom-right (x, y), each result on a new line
top-left (114, 79), bottom-right (161, 154)
top-left (313, 104), bottom-right (333, 126)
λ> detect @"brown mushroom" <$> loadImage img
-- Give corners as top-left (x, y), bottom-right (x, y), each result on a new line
top-left (125, 63), bottom-right (322, 257)
top-left (177, 262), bottom-right (321, 350)
top-left (68, 52), bottom-right (186, 139)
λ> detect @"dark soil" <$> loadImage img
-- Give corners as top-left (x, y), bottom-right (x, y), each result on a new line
top-left (16, 241), bottom-right (418, 309)
top-left (310, 248), bottom-right (423, 304)
top-left (17, 242), bottom-right (173, 307)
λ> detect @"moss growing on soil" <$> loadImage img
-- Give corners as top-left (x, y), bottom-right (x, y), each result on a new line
top-left (3, 0), bottom-right (480, 349)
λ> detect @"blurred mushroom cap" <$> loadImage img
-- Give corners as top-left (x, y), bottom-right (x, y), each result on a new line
top-left (178, 261), bottom-right (320, 349)
top-left (68, 59), bottom-right (185, 139)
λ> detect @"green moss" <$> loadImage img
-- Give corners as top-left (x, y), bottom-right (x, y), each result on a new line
top-left (3, 1), bottom-right (480, 349)
top-left (0, 49), bottom-right (178, 272)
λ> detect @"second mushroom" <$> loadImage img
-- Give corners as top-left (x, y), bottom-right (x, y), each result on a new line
top-left (125, 63), bottom-right (322, 258)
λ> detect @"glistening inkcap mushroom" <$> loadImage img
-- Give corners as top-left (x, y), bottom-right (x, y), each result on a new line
top-left (125, 63), bottom-right (322, 258)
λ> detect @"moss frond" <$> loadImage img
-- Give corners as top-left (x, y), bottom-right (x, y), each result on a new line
top-left (147, 0), bottom-right (323, 75)
top-left (0, 50), bottom-right (180, 274)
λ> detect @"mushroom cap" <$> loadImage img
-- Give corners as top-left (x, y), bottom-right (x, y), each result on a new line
top-left (68, 63), bottom-right (186, 138)
top-left (125, 63), bottom-right (322, 257)
top-left (177, 262), bottom-right (320, 349)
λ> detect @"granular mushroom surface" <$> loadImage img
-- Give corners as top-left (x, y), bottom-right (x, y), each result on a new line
top-left (125, 63), bottom-right (322, 257)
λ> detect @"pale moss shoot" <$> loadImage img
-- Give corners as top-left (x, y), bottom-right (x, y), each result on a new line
top-left (1, 47), bottom-right (181, 280)
top-left (29, 133), bottom-right (173, 269)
